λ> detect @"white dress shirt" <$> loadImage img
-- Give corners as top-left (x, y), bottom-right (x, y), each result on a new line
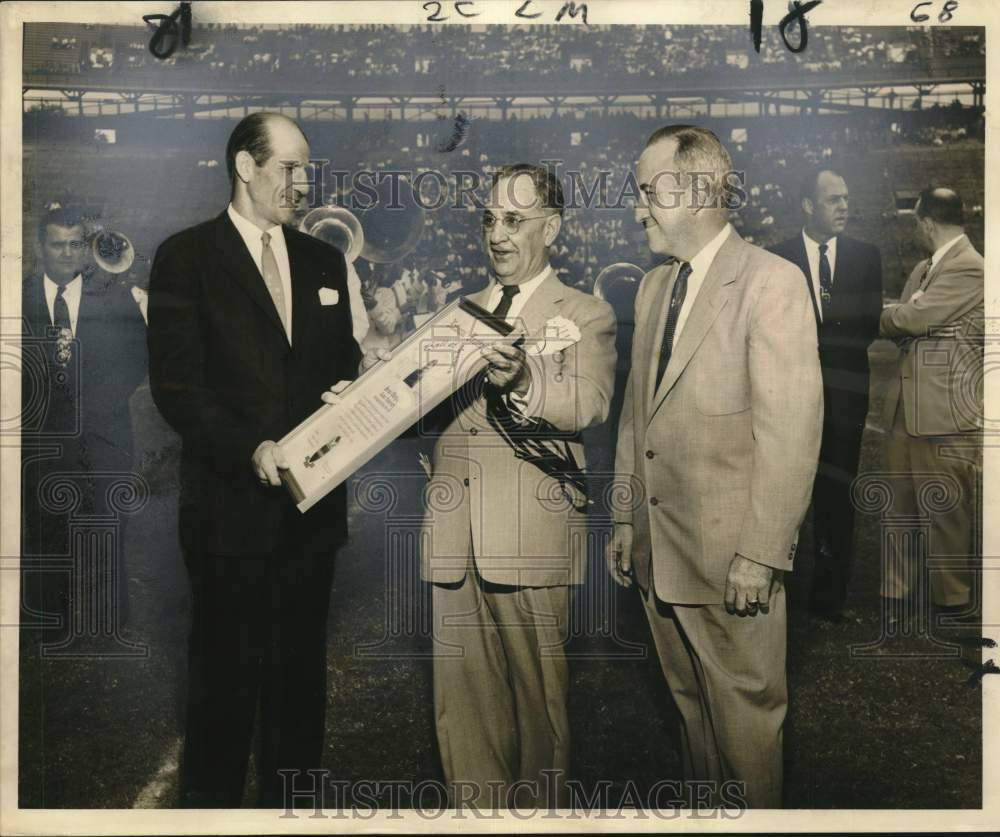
top-left (673, 223), bottom-right (732, 344)
top-left (227, 203), bottom-right (293, 342)
top-left (485, 265), bottom-right (553, 417)
top-left (43, 273), bottom-right (83, 336)
top-left (801, 229), bottom-right (838, 322)
top-left (485, 264), bottom-right (552, 320)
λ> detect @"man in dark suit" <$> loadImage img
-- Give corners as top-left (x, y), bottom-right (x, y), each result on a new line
top-left (21, 205), bottom-right (147, 633)
top-left (147, 112), bottom-right (361, 808)
top-left (770, 168), bottom-right (883, 621)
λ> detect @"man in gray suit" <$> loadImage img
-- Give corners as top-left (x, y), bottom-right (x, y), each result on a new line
top-left (879, 187), bottom-right (983, 628)
top-left (608, 125), bottom-right (823, 808)
top-left (422, 164), bottom-right (616, 807)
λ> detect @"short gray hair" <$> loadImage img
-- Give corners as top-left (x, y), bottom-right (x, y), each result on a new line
top-left (645, 124), bottom-right (735, 210)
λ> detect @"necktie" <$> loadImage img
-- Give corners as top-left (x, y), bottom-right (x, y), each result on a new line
top-left (818, 243), bottom-right (833, 312)
top-left (260, 231), bottom-right (288, 337)
top-left (655, 261), bottom-right (692, 390)
top-left (52, 283), bottom-right (73, 366)
top-left (918, 258), bottom-right (934, 291)
top-left (492, 283), bottom-right (520, 320)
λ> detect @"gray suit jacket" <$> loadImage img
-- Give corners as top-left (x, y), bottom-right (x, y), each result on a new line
top-left (613, 228), bottom-right (823, 605)
top-left (880, 235), bottom-right (983, 437)
top-left (421, 271), bottom-right (617, 587)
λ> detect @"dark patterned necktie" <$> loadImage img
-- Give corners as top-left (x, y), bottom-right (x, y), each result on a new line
top-left (818, 243), bottom-right (833, 311)
top-left (492, 283), bottom-right (520, 319)
top-left (655, 261), bottom-right (692, 390)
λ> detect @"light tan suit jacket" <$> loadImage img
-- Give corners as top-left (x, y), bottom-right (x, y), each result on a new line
top-left (880, 235), bottom-right (984, 436)
top-left (421, 272), bottom-right (617, 587)
top-left (614, 229), bottom-right (823, 605)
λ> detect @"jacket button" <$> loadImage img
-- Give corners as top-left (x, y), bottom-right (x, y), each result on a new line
top-left (463, 478), bottom-right (470, 486)
top-left (470, 427), bottom-right (478, 435)
top-left (650, 497), bottom-right (659, 506)
top-left (645, 450), bottom-right (655, 459)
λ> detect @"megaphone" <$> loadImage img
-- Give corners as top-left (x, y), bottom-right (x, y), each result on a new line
top-left (91, 229), bottom-right (135, 274)
top-left (299, 206), bottom-right (365, 263)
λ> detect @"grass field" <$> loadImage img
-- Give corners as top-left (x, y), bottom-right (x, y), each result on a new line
top-left (17, 340), bottom-right (982, 810)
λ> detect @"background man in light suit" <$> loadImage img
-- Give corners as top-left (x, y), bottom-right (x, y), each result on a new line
top-left (770, 168), bottom-right (883, 622)
top-left (147, 112), bottom-right (361, 808)
top-left (879, 187), bottom-right (983, 628)
top-left (608, 125), bottom-right (823, 808)
top-left (422, 164), bottom-right (616, 807)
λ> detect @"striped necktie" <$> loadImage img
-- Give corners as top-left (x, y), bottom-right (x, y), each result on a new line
top-left (260, 231), bottom-right (288, 337)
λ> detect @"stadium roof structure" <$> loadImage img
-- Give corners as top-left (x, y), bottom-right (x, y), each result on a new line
top-left (22, 21), bottom-right (984, 121)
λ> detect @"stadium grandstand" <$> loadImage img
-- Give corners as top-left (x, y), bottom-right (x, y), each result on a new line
top-left (22, 23), bottom-right (985, 300)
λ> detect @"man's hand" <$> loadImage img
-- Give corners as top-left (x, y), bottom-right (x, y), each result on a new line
top-left (361, 347), bottom-right (392, 373)
top-left (321, 379), bottom-right (353, 405)
top-left (605, 523), bottom-right (634, 589)
top-left (252, 441), bottom-right (288, 487)
top-left (724, 554), bottom-right (778, 616)
top-left (482, 342), bottom-right (530, 395)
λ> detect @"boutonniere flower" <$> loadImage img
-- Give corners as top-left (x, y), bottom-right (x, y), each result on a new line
top-left (526, 315), bottom-right (582, 356)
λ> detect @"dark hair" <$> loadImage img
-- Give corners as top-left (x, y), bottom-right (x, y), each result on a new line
top-left (493, 162), bottom-right (565, 216)
top-left (916, 187), bottom-right (964, 227)
top-left (225, 111), bottom-right (280, 184)
top-left (37, 205), bottom-right (86, 243)
top-left (644, 124), bottom-right (733, 209)
top-left (798, 167), bottom-right (845, 204)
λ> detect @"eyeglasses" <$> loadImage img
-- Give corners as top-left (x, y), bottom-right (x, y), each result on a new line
top-left (482, 212), bottom-right (550, 234)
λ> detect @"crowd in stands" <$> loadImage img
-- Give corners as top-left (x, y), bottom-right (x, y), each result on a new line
top-left (26, 22), bottom-right (985, 86)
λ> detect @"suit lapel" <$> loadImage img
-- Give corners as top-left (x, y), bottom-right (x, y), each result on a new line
top-left (212, 212), bottom-right (288, 342)
top-left (287, 229), bottom-right (313, 349)
top-left (642, 262), bottom-right (677, 408)
top-left (795, 235), bottom-right (822, 325)
top-left (648, 234), bottom-right (739, 423)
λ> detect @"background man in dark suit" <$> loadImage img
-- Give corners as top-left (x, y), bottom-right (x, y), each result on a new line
top-left (21, 205), bottom-right (147, 633)
top-left (147, 112), bottom-right (361, 808)
top-left (770, 168), bottom-right (883, 622)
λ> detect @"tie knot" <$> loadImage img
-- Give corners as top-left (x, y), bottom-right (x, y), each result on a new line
top-left (500, 284), bottom-right (520, 300)
top-left (677, 262), bottom-right (692, 281)
top-left (819, 243), bottom-right (828, 255)
top-left (261, 231), bottom-right (271, 248)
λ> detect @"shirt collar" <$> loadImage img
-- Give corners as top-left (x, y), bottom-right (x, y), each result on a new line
top-left (493, 264), bottom-right (552, 301)
top-left (688, 223), bottom-right (732, 276)
top-left (43, 272), bottom-right (83, 296)
top-left (227, 203), bottom-right (283, 247)
top-left (802, 228), bottom-right (838, 255)
top-left (930, 233), bottom-right (965, 267)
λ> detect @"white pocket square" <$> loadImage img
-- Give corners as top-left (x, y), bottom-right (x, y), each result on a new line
top-left (319, 287), bottom-right (340, 306)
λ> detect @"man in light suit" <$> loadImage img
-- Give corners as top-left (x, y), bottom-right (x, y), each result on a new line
top-left (147, 113), bottom-right (361, 808)
top-left (422, 164), bottom-right (616, 807)
top-left (608, 125), bottom-right (822, 808)
top-left (770, 168), bottom-right (883, 622)
top-left (879, 187), bottom-right (983, 626)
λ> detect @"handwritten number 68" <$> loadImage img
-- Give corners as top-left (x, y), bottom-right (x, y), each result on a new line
top-left (910, 0), bottom-right (959, 23)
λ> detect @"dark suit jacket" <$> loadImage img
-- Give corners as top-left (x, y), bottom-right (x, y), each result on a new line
top-left (21, 273), bottom-right (147, 476)
top-left (147, 211), bottom-right (361, 557)
top-left (769, 233), bottom-right (882, 428)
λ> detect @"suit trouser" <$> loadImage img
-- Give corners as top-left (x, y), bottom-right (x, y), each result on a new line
top-left (179, 537), bottom-right (336, 808)
top-left (810, 413), bottom-right (864, 611)
top-left (882, 401), bottom-right (979, 607)
top-left (641, 585), bottom-right (787, 809)
top-left (431, 558), bottom-right (570, 808)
